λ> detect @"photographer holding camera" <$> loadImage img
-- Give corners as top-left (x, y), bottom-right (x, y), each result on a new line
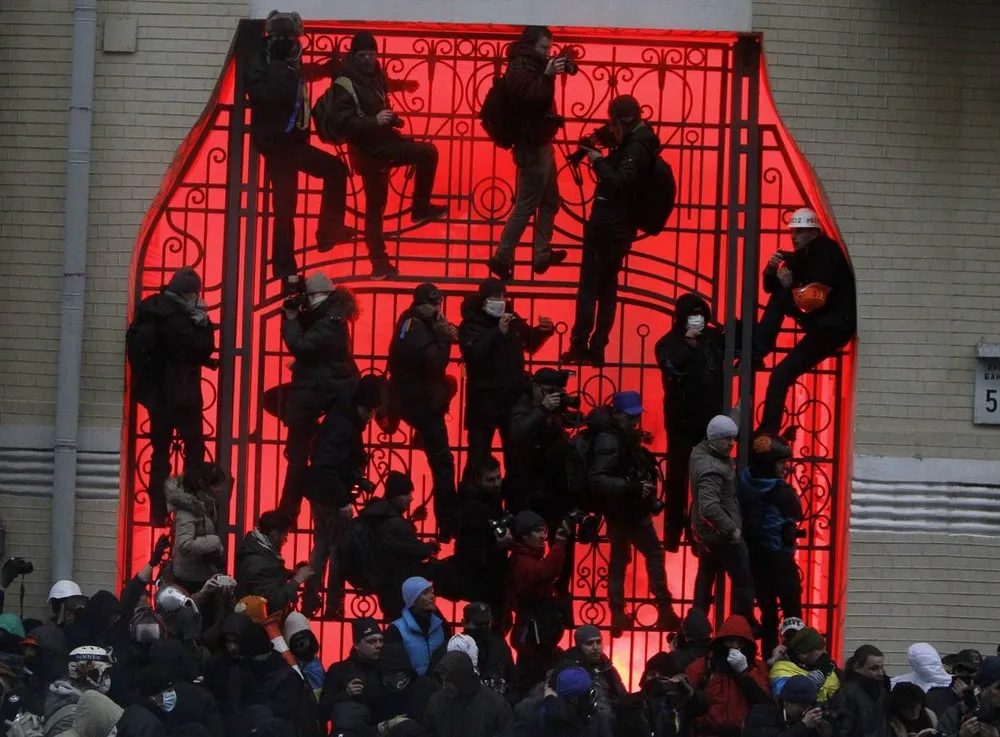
top-left (164, 462), bottom-right (228, 595)
top-left (278, 272), bottom-right (360, 517)
top-left (245, 11), bottom-right (354, 284)
top-left (745, 675), bottom-right (834, 737)
top-left (562, 95), bottom-right (661, 367)
top-left (313, 31), bottom-right (445, 279)
top-left (486, 25), bottom-right (570, 281)
top-left (586, 391), bottom-right (682, 637)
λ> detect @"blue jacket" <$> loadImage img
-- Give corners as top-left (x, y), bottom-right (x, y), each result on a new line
top-left (390, 609), bottom-right (446, 676)
top-left (737, 468), bottom-right (803, 553)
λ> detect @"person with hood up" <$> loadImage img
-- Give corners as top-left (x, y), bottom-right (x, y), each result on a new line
top-left (829, 644), bottom-right (890, 737)
top-left (458, 277), bottom-right (553, 471)
top-left (312, 31), bottom-right (445, 279)
top-left (384, 578), bottom-right (450, 677)
top-left (739, 433), bottom-right (804, 657)
top-left (135, 662), bottom-right (223, 737)
top-left (684, 614), bottom-right (771, 737)
top-left (618, 652), bottom-right (704, 737)
top-left (321, 618), bottom-right (386, 731)
top-left (561, 95), bottom-right (661, 368)
top-left (461, 603), bottom-right (515, 700)
top-left (22, 623), bottom-right (70, 716)
top-left (45, 646), bottom-right (116, 736)
top-left (425, 651), bottom-right (513, 737)
top-left (486, 25), bottom-right (569, 281)
top-left (525, 665), bottom-right (604, 737)
top-left (107, 609), bottom-right (167, 708)
top-left (75, 590), bottom-right (128, 654)
top-left (892, 644), bottom-right (960, 720)
top-left (235, 624), bottom-right (304, 727)
top-left (654, 292), bottom-right (727, 552)
top-left (278, 275), bottom-right (361, 517)
top-left (939, 656), bottom-right (1000, 737)
top-left (128, 266), bottom-right (217, 527)
top-left (670, 607), bottom-right (713, 673)
top-left (302, 373), bottom-right (386, 619)
top-left (164, 462), bottom-right (227, 595)
top-left (203, 613), bottom-right (252, 735)
top-left (52, 690), bottom-right (124, 737)
top-left (445, 635), bottom-right (480, 673)
top-left (689, 414), bottom-right (756, 623)
top-left (770, 627), bottom-right (840, 703)
top-left (234, 510), bottom-right (313, 613)
top-left (282, 612), bottom-right (324, 698)
top-left (561, 625), bottom-right (627, 730)
top-left (889, 683), bottom-right (940, 737)
top-left (743, 675), bottom-right (833, 737)
top-left (372, 642), bottom-right (440, 726)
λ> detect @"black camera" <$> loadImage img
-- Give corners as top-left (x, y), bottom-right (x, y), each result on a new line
top-left (282, 292), bottom-right (310, 312)
top-left (567, 125), bottom-right (617, 167)
top-left (387, 113), bottom-right (405, 129)
top-left (489, 513), bottom-right (515, 540)
top-left (555, 391), bottom-right (581, 410)
top-left (566, 510), bottom-right (601, 544)
top-left (556, 51), bottom-right (579, 76)
top-left (0, 558), bottom-right (32, 589)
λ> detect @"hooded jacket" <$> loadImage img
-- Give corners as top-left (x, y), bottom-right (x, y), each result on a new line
top-left (282, 612), bottom-right (324, 696)
top-left (685, 616), bottom-right (771, 737)
top-left (890, 644), bottom-right (956, 718)
top-left (737, 469), bottom-right (803, 554)
top-left (671, 608), bottom-right (713, 673)
top-left (372, 643), bottom-right (440, 724)
top-left (165, 477), bottom-right (223, 585)
top-left (307, 381), bottom-right (369, 507)
top-left (388, 306), bottom-right (454, 418)
top-left (244, 42), bottom-right (310, 153)
top-left (590, 122), bottom-right (661, 238)
top-left (562, 647), bottom-right (628, 724)
top-left (321, 648), bottom-right (386, 723)
top-left (585, 407), bottom-right (655, 521)
top-left (45, 680), bottom-right (87, 735)
top-left (77, 590), bottom-right (128, 654)
top-left (505, 540), bottom-right (567, 643)
top-left (56, 691), bottom-right (124, 737)
top-left (240, 651), bottom-right (304, 723)
top-left (503, 40), bottom-right (560, 146)
top-left (117, 704), bottom-right (168, 737)
top-left (689, 439), bottom-right (739, 546)
top-left (203, 614), bottom-right (251, 735)
top-left (234, 531), bottom-right (298, 613)
top-left (425, 652), bottom-right (513, 737)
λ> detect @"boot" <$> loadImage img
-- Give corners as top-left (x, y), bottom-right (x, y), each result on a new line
top-left (610, 610), bottom-right (632, 638)
top-left (487, 254), bottom-right (514, 281)
top-left (371, 256), bottom-right (398, 280)
top-left (411, 203), bottom-right (448, 223)
top-left (560, 345), bottom-right (592, 365)
top-left (533, 249), bottom-right (568, 275)
top-left (655, 599), bottom-right (683, 632)
top-left (316, 224), bottom-right (359, 252)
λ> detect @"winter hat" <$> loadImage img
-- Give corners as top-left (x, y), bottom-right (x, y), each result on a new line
top-left (354, 374), bottom-right (385, 409)
top-left (350, 31), bottom-right (378, 55)
top-left (282, 612), bottom-right (312, 643)
top-left (681, 607), bottom-right (713, 646)
top-left (788, 627), bottom-right (825, 657)
top-left (574, 624), bottom-right (601, 647)
top-left (643, 652), bottom-right (682, 680)
top-left (167, 267), bottom-right (201, 295)
top-left (413, 283), bottom-right (442, 307)
top-left (555, 666), bottom-right (593, 698)
top-left (609, 95), bottom-right (641, 122)
top-left (385, 471), bottom-right (414, 500)
top-left (780, 675), bottom-right (819, 704)
top-left (380, 642), bottom-right (414, 673)
top-left (477, 278), bottom-right (505, 301)
top-left (612, 391), bottom-right (644, 416)
top-left (0, 614), bottom-right (25, 640)
top-left (976, 657), bottom-right (1000, 687)
top-left (242, 623), bottom-right (274, 658)
top-left (891, 682), bottom-right (926, 711)
top-left (446, 634), bottom-right (479, 669)
top-left (706, 415), bottom-right (738, 441)
top-left (138, 662), bottom-right (174, 698)
top-left (304, 271), bottom-right (333, 295)
top-left (463, 602), bottom-right (492, 627)
top-left (401, 577), bottom-right (433, 610)
top-left (235, 595), bottom-right (269, 624)
top-left (352, 617), bottom-right (381, 642)
top-left (513, 511), bottom-right (546, 537)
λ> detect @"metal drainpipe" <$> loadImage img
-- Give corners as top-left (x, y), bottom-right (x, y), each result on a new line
top-left (51, 0), bottom-right (98, 582)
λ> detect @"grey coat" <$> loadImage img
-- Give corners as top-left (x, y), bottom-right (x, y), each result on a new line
top-left (689, 439), bottom-right (740, 546)
top-left (166, 476), bottom-right (224, 584)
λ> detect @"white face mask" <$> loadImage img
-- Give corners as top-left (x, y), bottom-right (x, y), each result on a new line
top-left (308, 293), bottom-right (329, 308)
top-left (686, 315), bottom-right (706, 333)
top-left (156, 689), bottom-right (177, 713)
top-left (483, 298), bottom-right (506, 319)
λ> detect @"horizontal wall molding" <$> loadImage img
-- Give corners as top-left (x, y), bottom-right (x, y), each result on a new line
top-left (0, 426), bottom-right (120, 500)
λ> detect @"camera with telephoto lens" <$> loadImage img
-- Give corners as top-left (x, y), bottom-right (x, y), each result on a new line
top-left (556, 47), bottom-right (580, 76)
top-left (566, 510), bottom-right (601, 544)
top-left (554, 391), bottom-right (581, 411)
top-left (567, 124), bottom-right (617, 167)
top-left (0, 558), bottom-right (32, 589)
top-left (630, 469), bottom-right (664, 515)
top-left (489, 514), bottom-right (515, 540)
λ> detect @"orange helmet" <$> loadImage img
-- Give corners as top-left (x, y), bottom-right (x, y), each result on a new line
top-left (234, 595), bottom-right (269, 624)
top-left (792, 283), bottom-right (831, 313)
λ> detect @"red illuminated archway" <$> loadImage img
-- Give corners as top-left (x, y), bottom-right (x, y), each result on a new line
top-left (121, 21), bottom-right (855, 684)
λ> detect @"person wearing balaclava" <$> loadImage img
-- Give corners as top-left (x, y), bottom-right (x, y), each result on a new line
top-left (244, 10), bottom-right (354, 284)
top-left (458, 277), bottom-right (553, 472)
top-left (312, 30), bottom-right (446, 279)
top-left (278, 273), bottom-right (360, 518)
top-left (136, 660), bottom-right (224, 737)
top-left (128, 265), bottom-right (217, 527)
top-left (561, 94), bottom-right (661, 368)
top-left (654, 292), bottom-right (727, 552)
top-left (892, 643), bottom-right (959, 719)
top-left (373, 641), bottom-right (440, 726)
top-left (425, 651), bottom-right (513, 737)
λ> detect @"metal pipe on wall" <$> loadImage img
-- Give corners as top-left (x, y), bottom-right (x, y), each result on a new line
top-left (51, 0), bottom-right (98, 581)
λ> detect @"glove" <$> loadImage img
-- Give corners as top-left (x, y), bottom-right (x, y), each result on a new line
top-left (149, 534), bottom-right (171, 567)
top-left (727, 648), bottom-right (749, 674)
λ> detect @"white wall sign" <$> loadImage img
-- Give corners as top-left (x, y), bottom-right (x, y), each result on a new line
top-left (974, 343), bottom-right (1000, 425)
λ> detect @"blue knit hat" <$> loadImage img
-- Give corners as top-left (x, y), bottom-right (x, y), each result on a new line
top-left (401, 577), bottom-right (433, 610)
top-left (780, 675), bottom-right (819, 704)
top-left (556, 666), bottom-right (593, 698)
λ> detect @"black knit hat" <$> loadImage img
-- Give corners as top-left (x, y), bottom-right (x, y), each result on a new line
top-left (413, 283), bottom-right (442, 307)
top-left (384, 471), bottom-right (414, 500)
top-left (166, 267), bottom-right (201, 295)
top-left (477, 278), bottom-right (505, 301)
top-left (514, 511), bottom-right (546, 537)
top-left (350, 31), bottom-right (378, 55)
top-left (354, 375), bottom-right (385, 409)
top-left (609, 95), bottom-right (641, 122)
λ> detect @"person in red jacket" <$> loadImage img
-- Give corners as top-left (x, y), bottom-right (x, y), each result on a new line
top-left (505, 510), bottom-right (570, 694)
top-left (685, 614), bottom-right (771, 737)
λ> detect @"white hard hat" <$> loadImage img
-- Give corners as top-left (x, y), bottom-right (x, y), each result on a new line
top-left (788, 208), bottom-right (820, 229)
top-left (48, 580), bottom-right (83, 602)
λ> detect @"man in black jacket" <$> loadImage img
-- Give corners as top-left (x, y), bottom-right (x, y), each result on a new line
top-left (388, 282), bottom-right (458, 538)
top-left (303, 374), bottom-right (385, 619)
top-left (752, 207), bottom-right (856, 434)
top-left (487, 25), bottom-right (569, 280)
top-left (563, 625), bottom-right (628, 731)
top-left (654, 293), bottom-right (726, 552)
top-left (425, 651), bottom-right (513, 737)
top-left (373, 642), bottom-right (440, 725)
top-left (136, 662), bottom-right (225, 737)
top-left (244, 11), bottom-right (353, 282)
top-left (562, 95), bottom-right (660, 367)
top-left (462, 603), bottom-right (516, 700)
top-left (129, 266), bottom-right (216, 527)
top-left (321, 618), bottom-right (386, 732)
top-left (831, 645), bottom-right (890, 737)
top-left (313, 31), bottom-right (445, 279)
top-left (586, 392), bottom-right (682, 637)
top-left (278, 274), bottom-right (360, 517)
top-left (458, 278), bottom-right (553, 470)
top-left (744, 675), bottom-right (829, 737)
top-left (619, 652), bottom-right (703, 737)
top-left (235, 510), bottom-right (313, 613)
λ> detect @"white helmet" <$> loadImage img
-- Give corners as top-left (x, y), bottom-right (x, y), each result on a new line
top-left (155, 584), bottom-right (201, 641)
top-left (48, 580), bottom-right (83, 602)
top-left (788, 208), bottom-right (820, 230)
top-left (68, 645), bottom-right (114, 693)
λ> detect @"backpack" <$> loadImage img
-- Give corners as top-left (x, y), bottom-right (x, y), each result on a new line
top-left (478, 76), bottom-right (517, 150)
top-left (336, 516), bottom-right (382, 592)
top-left (6, 705), bottom-right (75, 737)
top-left (634, 155), bottom-right (677, 236)
top-left (312, 77), bottom-right (362, 145)
top-left (564, 428), bottom-right (594, 502)
top-left (126, 312), bottom-right (161, 403)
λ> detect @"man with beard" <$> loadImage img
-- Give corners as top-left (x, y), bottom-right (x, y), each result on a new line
top-left (321, 618), bottom-right (387, 734)
top-left (619, 652), bottom-right (703, 737)
top-left (313, 31), bottom-right (446, 279)
top-left (562, 625), bottom-right (628, 731)
top-left (830, 645), bottom-right (890, 737)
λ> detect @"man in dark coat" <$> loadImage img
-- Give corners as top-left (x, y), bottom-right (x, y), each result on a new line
top-left (487, 25), bottom-right (569, 280)
top-left (562, 95), bottom-right (660, 367)
top-left (458, 278), bottom-right (553, 471)
top-left (373, 642), bottom-right (440, 725)
top-left (244, 11), bottom-right (352, 282)
top-left (203, 613), bottom-right (251, 735)
top-left (618, 652), bottom-right (705, 737)
top-left (388, 282), bottom-right (458, 538)
top-left (237, 624), bottom-right (305, 725)
top-left (654, 292), bottom-right (726, 552)
top-left (322, 618), bottom-right (386, 729)
top-left (234, 510), bottom-right (313, 612)
top-left (831, 645), bottom-right (890, 737)
top-left (312, 31), bottom-right (445, 279)
top-left (562, 625), bottom-right (628, 731)
top-left (670, 607), bottom-right (713, 673)
top-left (752, 207), bottom-right (856, 435)
top-left (129, 266), bottom-right (216, 526)
top-left (136, 661), bottom-right (225, 737)
top-left (278, 275), bottom-right (360, 517)
top-left (462, 603), bottom-right (516, 700)
top-left (940, 656), bottom-right (1000, 737)
top-left (425, 651), bottom-right (513, 737)
top-left (744, 675), bottom-right (830, 737)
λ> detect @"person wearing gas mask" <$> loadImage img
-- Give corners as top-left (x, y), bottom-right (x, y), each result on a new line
top-left (771, 628), bottom-right (841, 704)
top-left (235, 510), bottom-right (314, 612)
top-left (425, 651), bottom-right (513, 737)
top-left (751, 207), bottom-right (856, 435)
top-left (278, 272), bottom-right (360, 518)
top-left (459, 278), bottom-right (554, 473)
top-left (739, 434), bottom-right (804, 658)
top-left (107, 609), bottom-right (168, 708)
top-left (321, 618), bottom-right (387, 730)
top-left (388, 282), bottom-right (459, 538)
top-left (685, 614), bottom-right (771, 737)
top-left (44, 645), bottom-right (116, 734)
top-left (302, 373), bottom-right (385, 619)
top-left (654, 292), bottom-right (727, 552)
top-left (245, 11), bottom-right (354, 284)
top-left (619, 652), bottom-right (701, 737)
top-left (585, 391), bottom-right (682, 637)
top-left (486, 25), bottom-right (570, 282)
top-left (461, 603), bottom-right (515, 700)
top-left (561, 95), bottom-right (661, 368)
top-left (690, 414), bottom-right (757, 623)
top-left (744, 675), bottom-right (833, 737)
top-left (129, 266), bottom-right (217, 527)
top-left (373, 641), bottom-right (440, 726)
top-left (312, 31), bottom-right (445, 279)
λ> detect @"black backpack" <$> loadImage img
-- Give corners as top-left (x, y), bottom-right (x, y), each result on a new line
top-left (564, 427), bottom-right (594, 502)
top-left (479, 75), bottom-right (517, 150)
top-left (634, 155), bottom-right (677, 236)
top-left (312, 77), bottom-right (362, 146)
top-left (336, 516), bottom-right (383, 592)
top-left (126, 313), bottom-right (161, 403)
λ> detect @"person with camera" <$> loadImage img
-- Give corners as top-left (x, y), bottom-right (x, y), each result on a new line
top-left (163, 462), bottom-right (227, 596)
top-left (585, 391), bottom-right (682, 637)
top-left (745, 675), bottom-right (833, 737)
top-left (654, 293), bottom-right (727, 552)
top-left (561, 95), bottom-right (661, 368)
top-left (301, 374), bottom-right (385, 619)
top-left (388, 282), bottom-right (459, 539)
top-left (278, 272), bottom-right (361, 518)
top-left (939, 657), bottom-right (1000, 737)
top-left (462, 603), bottom-right (516, 699)
top-left (486, 25), bottom-right (569, 281)
top-left (128, 266), bottom-right (217, 527)
top-left (235, 510), bottom-right (313, 614)
top-left (525, 665), bottom-right (601, 737)
top-left (312, 31), bottom-right (445, 279)
top-left (458, 278), bottom-right (554, 471)
top-left (751, 208), bottom-right (856, 435)
top-left (619, 652), bottom-right (702, 737)
top-left (831, 645), bottom-right (891, 737)
top-left (245, 11), bottom-right (355, 284)
top-left (562, 625), bottom-right (628, 731)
